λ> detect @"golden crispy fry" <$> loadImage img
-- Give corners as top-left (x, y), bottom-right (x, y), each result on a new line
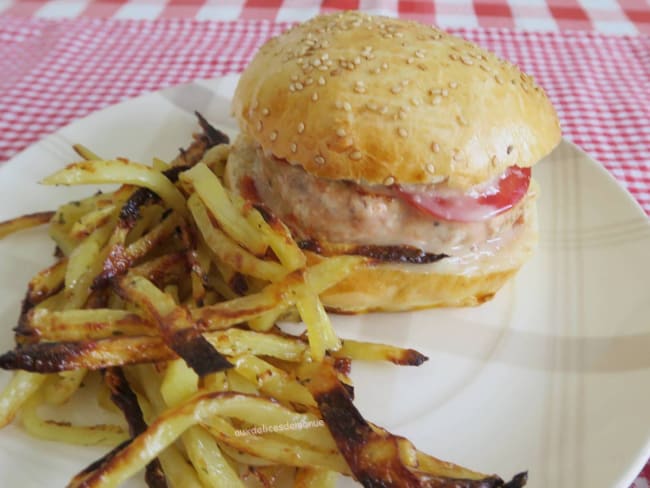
top-left (0, 371), bottom-right (46, 428)
top-left (22, 390), bottom-right (128, 447)
top-left (181, 163), bottom-right (267, 255)
top-left (0, 211), bottom-right (55, 239)
top-left (22, 308), bottom-right (154, 342)
top-left (188, 194), bottom-right (287, 282)
top-left (72, 144), bottom-right (102, 161)
top-left (240, 200), bottom-right (306, 271)
top-left (41, 159), bottom-right (188, 219)
top-left (333, 339), bottom-right (428, 366)
top-left (69, 205), bottom-right (116, 240)
top-left (43, 369), bottom-right (87, 405)
top-left (231, 354), bottom-right (315, 407)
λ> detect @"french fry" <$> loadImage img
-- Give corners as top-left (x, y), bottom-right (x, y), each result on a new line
top-left (43, 369), bottom-right (87, 405)
top-left (41, 159), bottom-right (189, 219)
top-left (181, 163), bottom-right (267, 255)
top-left (22, 390), bottom-right (128, 447)
top-left (333, 339), bottom-right (428, 366)
top-left (115, 274), bottom-right (233, 376)
top-left (188, 194), bottom-right (286, 282)
top-left (0, 211), bottom-right (55, 239)
top-left (65, 218), bottom-right (116, 309)
top-left (241, 201), bottom-right (306, 271)
top-left (231, 354), bottom-right (315, 407)
top-left (22, 308), bottom-right (155, 342)
top-left (0, 371), bottom-right (46, 428)
top-left (73, 144), bottom-right (102, 161)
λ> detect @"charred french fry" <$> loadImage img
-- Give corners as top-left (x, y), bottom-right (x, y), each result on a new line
top-left (0, 211), bottom-right (55, 239)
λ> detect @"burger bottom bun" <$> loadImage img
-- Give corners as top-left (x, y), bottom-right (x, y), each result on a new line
top-left (308, 204), bottom-right (538, 314)
top-left (311, 250), bottom-right (519, 313)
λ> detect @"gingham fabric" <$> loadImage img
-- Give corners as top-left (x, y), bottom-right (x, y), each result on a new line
top-left (0, 0), bottom-right (649, 34)
top-left (0, 8), bottom-right (648, 487)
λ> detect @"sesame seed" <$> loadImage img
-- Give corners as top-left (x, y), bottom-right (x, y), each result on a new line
top-left (398, 110), bottom-right (407, 120)
top-left (449, 54), bottom-right (459, 61)
top-left (318, 76), bottom-right (326, 86)
top-left (507, 145), bottom-right (514, 154)
top-left (295, 82), bottom-right (304, 90)
top-left (411, 97), bottom-right (421, 106)
top-left (373, 67), bottom-right (381, 74)
top-left (269, 131), bottom-right (278, 141)
top-left (407, 57), bottom-right (414, 64)
top-left (312, 58), bottom-right (322, 67)
top-left (479, 64), bottom-right (489, 72)
top-left (305, 77), bottom-right (314, 85)
top-left (397, 128), bottom-right (408, 138)
top-left (449, 82), bottom-right (458, 89)
top-left (415, 49), bottom-right (425, 59)
top-left (289, 84), bottom-right (296, 92)
top-left (354, 86), bottom-right (366, 94)
top-left (349, 151), bottom-right (362, 160)
top-left (442, 89), bottom-right (449, 97)
top-left (457, 115), bottom-right (468, 126)
top-left (336, 128), bottom-right (347, 137)
top-left (321, 53), bottom-right (329, 60)
top-left (343, 101), bottom-right (352, 112)
top-left (426, 163), bottom-right (436, 174)
top-left (298, 122), bottom-right (305, 133)
top-left (256, 120), bottom-right (263, 132)
top-left (318, 65), bottom-right (328, 71)
top-left (380, 105), bottom-right (389, 114)
top-left (261, 108), bottom-right (270, 116)
top-left (314, 155), bottom-right (325, 165)
top-left (431, 142), bottom-right (440, 153)
top-left (367, 102), bottom-right (378, 111)
top-left (391, 85), bottom-right (402, 94)
top-left (312, 92), bottom-right (319, 101)
top-left (432, 95), bottom-right (441, 105)
top-left (291, 74), bottom-right (299, 81)
top-left (381, 62), bottom-right (389, 70)
top-left (290, 143), bottom-right (297, 153)
top-left (335, 101), bottom-right (343, 109)
top-left (354, 56), bottom-right (361, 65)
top-left (384, 176), bottom-right (395, 185)
top-left (460, 56), bottom-right (474, 66)
top-left (401, 80), bottom-right (410, 86)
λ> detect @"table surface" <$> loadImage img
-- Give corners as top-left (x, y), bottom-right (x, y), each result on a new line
top-left (1, 2), bottom-right (649, 487)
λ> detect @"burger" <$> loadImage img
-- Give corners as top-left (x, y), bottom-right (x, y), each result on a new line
top-left (226, 12), bottom-right (561, 313)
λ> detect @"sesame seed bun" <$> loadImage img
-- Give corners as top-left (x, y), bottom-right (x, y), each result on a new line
top-left (232, 11), bottom-right (561, 190)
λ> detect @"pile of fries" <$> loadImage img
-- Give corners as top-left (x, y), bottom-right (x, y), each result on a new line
top-left (0, 114), bottom-right (526, 487)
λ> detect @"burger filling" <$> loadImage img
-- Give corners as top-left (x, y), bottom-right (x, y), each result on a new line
top-left (226, 138), bottom-right (535, 263)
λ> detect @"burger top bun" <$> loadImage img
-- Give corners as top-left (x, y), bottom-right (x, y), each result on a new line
top-left (232, 11), bottom-right (561, 190)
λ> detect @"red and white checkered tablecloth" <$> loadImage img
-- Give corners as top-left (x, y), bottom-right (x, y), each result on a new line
top-left (0, 0), bottom-right (649, 35)
top-left (0, 2), bottom-right (649, 487)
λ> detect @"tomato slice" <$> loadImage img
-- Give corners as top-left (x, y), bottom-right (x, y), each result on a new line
top-left (396, 166), bottom-right (531, 222)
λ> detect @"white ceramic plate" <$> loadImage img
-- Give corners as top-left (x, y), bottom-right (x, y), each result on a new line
top-left (0, 75), bottom-right (649, 488)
